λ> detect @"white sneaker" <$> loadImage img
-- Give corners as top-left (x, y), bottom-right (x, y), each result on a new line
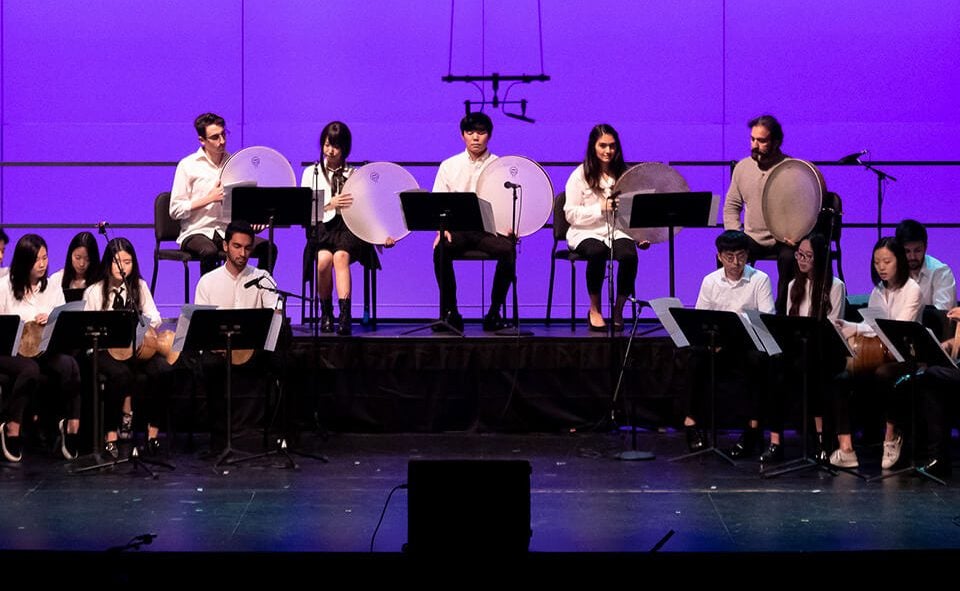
top-left (829, 448), bottom-right (859, 469)
top-left (882, 435), bottom-right (903, 469)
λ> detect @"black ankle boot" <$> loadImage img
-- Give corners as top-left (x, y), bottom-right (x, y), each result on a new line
top-left (729, 426), bottom-right (761, 459)
top-left (319, 299), bottom-right (334, 333)
top-left (337, 298), bottom-right (352, 335)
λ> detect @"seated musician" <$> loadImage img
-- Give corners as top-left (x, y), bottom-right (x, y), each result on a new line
top-left (765, 232), bottom-right (846, 463)
top-left (301, 121), bottom-right (393, 336)
top-left (169, 112), bottom-right (277, 276)
top-left (830, 237), bottom-right (921, 469)
top-left (895, 219), bottom-right (956, 311)
top-left (84, 237), bottom-right (174, 458)
top-left (0, 227), bottom-right (8, 278)
top-left (49, 231), bottom-right (101, 294)
top-left (684, 230), bottom-right (775, 458)
top-left (194, 221), bottom-right (281, 451)
top-left (432, 112), bottom-right (513, 332)
top-left (564, 124), bottom-right (647, 332)
top-left (0, 234), bottom-right (82, 462)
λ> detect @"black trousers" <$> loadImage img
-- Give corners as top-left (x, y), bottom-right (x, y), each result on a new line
top-left (682, 347), bottom-right (769, 428)
top-left (95, 352), bottom-right (174, 432)
top-left (573, 238), bottom-right (638, 298)
top-left (433, 231), bottom-right (514, 316)
top-left (0, 355), bottom-right (39, 425)
top-left (831, 360), bottom-right (912, 436)
top-left (39, 352), bottom-right (82, 422)
top-left (916, 365), bottom-right (959, 462)
top-left (746, 239), bottom-right (795, 315)
top-left (182, 232), bottom-right (278, 275)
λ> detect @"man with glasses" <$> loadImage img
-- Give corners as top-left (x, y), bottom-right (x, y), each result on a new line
top-left (681, 230), bottom-right (775, 458)
top-left (723, 114), bottom-right (795, 313)
top-left (169, 112), bottom-right (277, 275)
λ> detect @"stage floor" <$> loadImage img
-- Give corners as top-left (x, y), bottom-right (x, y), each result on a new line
top-left (1, 430), bottom-right (957, 565)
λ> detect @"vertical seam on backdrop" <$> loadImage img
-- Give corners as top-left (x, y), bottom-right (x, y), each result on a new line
top-left (721, 0), bottom-right (726, 168)
top-left (241, 0), bottom-right (245, 147)
top-left (1, 2), bottom-right (4, 223)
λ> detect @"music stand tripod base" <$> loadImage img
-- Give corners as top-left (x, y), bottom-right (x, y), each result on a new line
top-left (616, 450), bottom-right (655, 461)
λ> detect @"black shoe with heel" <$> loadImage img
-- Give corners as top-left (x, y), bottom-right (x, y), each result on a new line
top-left (337, 298), bottom-right (352, 335)
top-left (685, 425), bottom-right (706, 451)
top-left (319, 299), bottom-right (334, 333)
top-left (728, 427), bottom-right (762, 459)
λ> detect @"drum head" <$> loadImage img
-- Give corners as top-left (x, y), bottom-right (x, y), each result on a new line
top-left (220, 146), bottom-right (296, 220)
top-left (762, 158), bottom-right (823, 244)
top-left (340, 162), bottom-right (417, 244)
top-left (612, 163), bottom-right (690, 243)
top-left (476, 156), bottom-right (553, 237)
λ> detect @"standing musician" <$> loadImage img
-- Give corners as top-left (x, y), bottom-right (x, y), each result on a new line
top-left (170, 112), bottom-right (277, 276)
top-left (194, 221), bottom-right (281, 451)
top-left (830, 237), bottom-right (921, 469)
top-left (723, 114), bottom-right (796, 313)
top-left (0, 234), bottom-right (82, 461)
top-left (564, 123), bottom-right (647, 332)
top-left (432, 112), bottom-right (513, 332)
top-left (301, 121), bottom-right (393, 336)
top-left (764, 232), bottom-right (847, 463)
top-left (84, 238), bottom-right (173, 458)
top-left (48, 231), bottom-right (101, 293)
top-left (684, 230), bottom-right (775, 458)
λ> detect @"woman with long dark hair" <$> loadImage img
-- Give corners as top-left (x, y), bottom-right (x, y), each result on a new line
top-left (84, 237), bottom-right (171, 457)
top-left (564, 124), bottom-right (647, 331)
top-left (49, 231), bottom-right (101, 292)
top-left (0, 234), bottom-right (82, 461)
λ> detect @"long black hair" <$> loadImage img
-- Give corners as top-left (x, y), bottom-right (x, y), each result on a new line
top-left (61, 231), bottom-right (101, 289)
top-left (10, 234), bottom-right (49, 301)
top-left (871, 236), bottom-right (910, 289)
top-left (788, 232), bottom-right (834, 318)
top-left (97, 237), bottom-right (144, 312)
top-left (582, 123), bottom-right (627, 192)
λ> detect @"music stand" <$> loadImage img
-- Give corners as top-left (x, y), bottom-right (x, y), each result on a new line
top-left (399, 191), bottom-right (495, 336)
top-left (866, 318), bottom-right (953, 485)
top-left (175, 308), bottom-right (275, 470)
top-left (232, 186), bottom-right (313, 273)
top-left (756, 315), bottom-right (851, 478)
top-left (41, 310), bottom-right (143, 475)
top-left (624, 191), bottom-right (716, 298)
top-left (0, 315), bottom-right (21, 356)
top-left (666, 307), bottom-right (766, 466)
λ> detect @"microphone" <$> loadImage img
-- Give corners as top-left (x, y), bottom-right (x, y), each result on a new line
top-left (96, 221), bottom-right (109, 235)
top-left (244, 276), bottom-right (262, 289)
top-left (838, 149), bottom-right (868, 164)
top-left (503, 181), bottom-right (521, 189)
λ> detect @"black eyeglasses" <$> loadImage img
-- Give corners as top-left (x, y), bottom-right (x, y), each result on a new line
top-left (206, 130), bottom-right (228, 141)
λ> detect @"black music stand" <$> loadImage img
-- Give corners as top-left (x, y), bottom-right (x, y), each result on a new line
top-left (232, 186), bottom-right (313, 273)
top-left (624, 191), bottom-right (716, 298)
top-left (44, 310), bottom-right (146, 476)
top-left (666, 307), bottom-right (765, 466)
top-left (867, 318), bottom-right (953, 485)
top-left (399, 191), bottom-right (495, 336)
top-left (756, 315), bottom-right (851, 478)
top-left (176, 308), bottom-right (275, 471)
top-left (0, 315), bottom-right (21, 356)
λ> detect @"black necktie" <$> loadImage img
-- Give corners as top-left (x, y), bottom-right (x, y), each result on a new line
top-left (112, 288), bottom-right (125, 310)
top-left (331, 169), bottom-right (346, 196)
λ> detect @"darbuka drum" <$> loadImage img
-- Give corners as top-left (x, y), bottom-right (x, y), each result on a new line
top-left (340, 162), bottom-right (417, 244)
top-left (845, 334), bottom-right (893, 376)
top-left (762, 158), bottom-right (825, 244)
top-left (18, 321), bottom-right (42, 358)
top-left (220, 146), bottom-right (297, 218)
top-left (475, 156), bottom-right (553, 237)
top-left (611, 162), bottom-right (691, 243)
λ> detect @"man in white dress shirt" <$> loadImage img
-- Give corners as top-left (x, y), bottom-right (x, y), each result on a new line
top-left (170, 112), bottom-right (277, 276)
top-left (431, 112), bottom-right (514, 332)
top-left (684, 230), bottom-right (775, 459)
top-left (894, 219), bottom-right (956, 310)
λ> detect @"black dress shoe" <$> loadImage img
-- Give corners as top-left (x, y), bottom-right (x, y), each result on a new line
top-left (920, 458), bottom-right (952, 479)
top-left (685, 426), bottom-right (706, 452)
top-left (728, 428), bottom-right (761, 459)
top-left (482, 312), bottom-right (505, 332)
top-left (759, 443), bottom-right (784, 463)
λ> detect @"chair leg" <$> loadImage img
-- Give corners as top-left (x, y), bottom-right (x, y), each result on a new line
top-left (570, 261), bottom-right (577, 332)
top-left (546, 258), bottom-right (557, 326)
top-left (371, 266), bottom-right (377, 329)
top-left (151, 251), bottom-right (160, 295)
top-left (183, 261), bottom-right (190, 303)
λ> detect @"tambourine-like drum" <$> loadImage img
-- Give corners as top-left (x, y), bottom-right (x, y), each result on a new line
top-left (762, 158), bottom-right (825, 244)
top-left (475, 156), bottom-right (553, 237)
top-left (340, 162), bottom-right (418, 244)
top-left (220, 146), bottom-right (297, 218)
top-left (611, 162), bottom-right (691, 243)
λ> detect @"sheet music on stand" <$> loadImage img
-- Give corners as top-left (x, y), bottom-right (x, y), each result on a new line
top-left (870, 318), bottom-right (957, 367)
top-left (649, 297), bottom-right (689, 348)
top-left (39, 301), bottom-right (85, 353)
top-left (0, 315), bottom-right (24, 357)
top-left (221, 180), bottom-right (258, 220)
top-left (651, 297), bottom-right (771, 354)
top-left (742, 310), bottom-right (782, 356)
top-left (172, 304), bottom-right (282, 353)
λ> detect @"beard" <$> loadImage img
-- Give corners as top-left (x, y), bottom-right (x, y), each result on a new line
top-left (752, 148), bottom-right (783, 170)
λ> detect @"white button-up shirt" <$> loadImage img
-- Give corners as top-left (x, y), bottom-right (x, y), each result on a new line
top-left (83, 278), bottom-right (162, 328)
top-left (696, 266), bottom-right (776, 314)
top-left (786, 277), bottom-right (847, 321)
top-left (433, 150), bottom-right (498, 193)
top-left (194, 265), bottom-right (280, 310)
top-left (170, 147), bottom-right (229, 245)
top-left (0, 275), bottom-right (65, 322)
top-left (563, 164), bottom-right (630, 249)
top-left (913, 254), bottom-right (956, 310)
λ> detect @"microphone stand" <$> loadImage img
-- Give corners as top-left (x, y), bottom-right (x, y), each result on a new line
top-left (238, 277), bottom-right (329, 469)
top-left (856, 160), bottom-right (896, 243)
top-left (606, 193), bottom-right (619, 338)
top-left (496, 183), bottom-right (533, 336)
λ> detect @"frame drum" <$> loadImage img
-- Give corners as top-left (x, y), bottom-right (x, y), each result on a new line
top-left (612, 162), bottom-right (691, 243)
top-left (762, 158), bottom-right (824, 244)
top-left (475, 156), bottom-right (553, 237)
top-left (220, 146), bottom-right (297, 219)
top-left (340, 162), bottom-right (417, 244)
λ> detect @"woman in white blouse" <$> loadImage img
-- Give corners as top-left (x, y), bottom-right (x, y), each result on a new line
top-left (564, 124), bottom-right (647, 331)
top-left (829, 237), bottom-right (921, 470)
top-left (764, 232), bottom-right (847, 463)
top-left (0, 234), bottom-right (82, 461)
top-left (48, 231), bottom-right (100, 294)
top-left (84, 237), bottom-right (171, 458)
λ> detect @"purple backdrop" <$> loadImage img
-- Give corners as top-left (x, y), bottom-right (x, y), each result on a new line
top-left (2, 1), bottom-right (958, 319)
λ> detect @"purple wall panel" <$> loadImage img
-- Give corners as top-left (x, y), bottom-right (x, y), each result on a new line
top-left (2, 1), bottom-right (959, 317)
